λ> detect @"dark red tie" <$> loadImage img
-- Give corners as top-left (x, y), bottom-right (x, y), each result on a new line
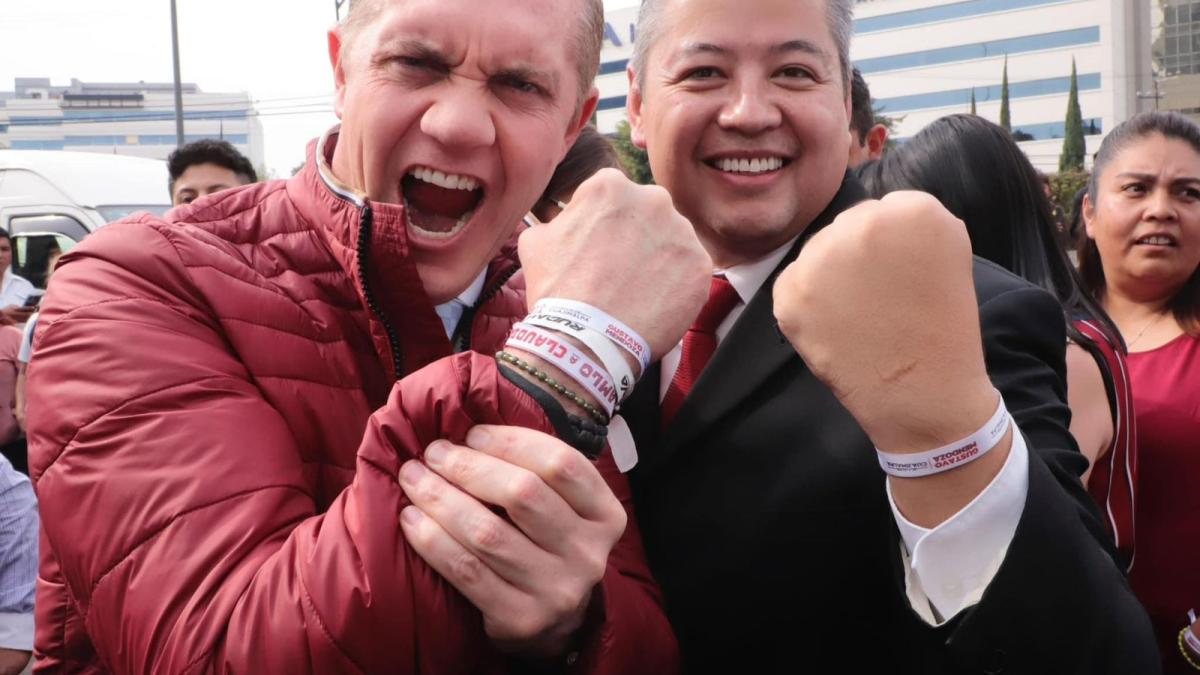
top-left (660, 276), bottom-right (741, 429)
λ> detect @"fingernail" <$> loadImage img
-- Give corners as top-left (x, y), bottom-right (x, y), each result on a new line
top-left (424, 441), bottom-right (449, 467)
top-left (399, 460), bottom-right (426, 485)
top-left (466, 426), bottom-right (492, 448)
top-left (400, 506), bottom-right (423, 526)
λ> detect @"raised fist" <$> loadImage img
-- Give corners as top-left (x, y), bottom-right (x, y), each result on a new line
top-left (519, 168), bottom-right (711, 360)
top-left (773, 191), bottom-right (995, 454)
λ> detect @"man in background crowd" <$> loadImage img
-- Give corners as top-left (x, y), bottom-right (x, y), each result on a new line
top-left (167, 139), bottom-right (258, 206)
top-left (0, 233), bottom-right (34, 328)
top-left (848, 66), bottom-right (889, 168)
top-left (0, 453), bottom-right (36, 675)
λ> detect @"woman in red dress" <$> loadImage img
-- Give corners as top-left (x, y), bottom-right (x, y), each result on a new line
top-left (1079, 111), bottom-right (1200, 674)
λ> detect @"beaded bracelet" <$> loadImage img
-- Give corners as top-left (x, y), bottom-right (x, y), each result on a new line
top-left (497, 363), bottom-right (607, 460)
top-left (496, 351), bottom-right (610, 425)
top-left (1180, 627), bottom-right (1200, 671)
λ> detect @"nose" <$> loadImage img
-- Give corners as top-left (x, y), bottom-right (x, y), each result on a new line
top-left (1144, 186), bottom-right (1178, 222)
top-left (419, 82), bottom-right (497, 151)
top-left (717, 76), bottom-right (782, 136)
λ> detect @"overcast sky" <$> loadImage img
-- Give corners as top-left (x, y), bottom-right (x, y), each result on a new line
top-left (1, 0), bottom-right (640, 177)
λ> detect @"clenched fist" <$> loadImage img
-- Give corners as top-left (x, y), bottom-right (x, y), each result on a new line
top-left (773, 191), bottom-right (997, 455)
top-left (520, 168), bottom-right (711, 360)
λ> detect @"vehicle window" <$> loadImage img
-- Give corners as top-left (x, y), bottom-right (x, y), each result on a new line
top-left (8, 213), bottom-right (90, 241)
top-left (96, 204), bottom-right (170, 222)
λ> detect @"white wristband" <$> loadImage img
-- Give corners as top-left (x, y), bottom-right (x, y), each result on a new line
top-left (876, 392), bottom-right (1011, 478)
top-left (523, 314), bottom-right (636, 402)
top-left (506, 323), bottom-right (617, 415)
top-left (1186, 625), bottom-right (1200, 657)
top-left (531, 299), bottom-right (651, 373)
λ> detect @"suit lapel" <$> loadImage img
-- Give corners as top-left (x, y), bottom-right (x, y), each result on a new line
top-left (634, 173), bottom-right (868, 477)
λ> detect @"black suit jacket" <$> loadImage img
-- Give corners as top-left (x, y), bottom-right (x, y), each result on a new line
top-left (625, 175), bottom-right (1159, 674)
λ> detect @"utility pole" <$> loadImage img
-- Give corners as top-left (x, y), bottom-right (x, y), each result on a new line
top-left (170, 0), bottom-right (186, 147)
top-left (334, 0), bottom-right (348, 22)
top-left (1137, 76), bottom-right (1163, 112)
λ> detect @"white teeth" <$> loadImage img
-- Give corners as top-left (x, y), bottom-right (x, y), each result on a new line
top-left (407, 166), bottom-right (480, 191)
top-left (715, 157), bottom-right (784, 174)
top-left (1139, 235), bottom-right (1173, 245)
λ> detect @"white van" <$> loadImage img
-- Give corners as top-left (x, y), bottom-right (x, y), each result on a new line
top-left (0, 150), bottom-right (170, 287)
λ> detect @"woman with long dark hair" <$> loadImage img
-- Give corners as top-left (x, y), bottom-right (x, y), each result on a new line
top-left (857, 113), bottom-right (1136, 569)
top-left (1077, 111), bottom-right (1200, 674)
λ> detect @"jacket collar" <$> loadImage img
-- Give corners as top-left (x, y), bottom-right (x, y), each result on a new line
top-left (291, 126), bottom-right (524, 376)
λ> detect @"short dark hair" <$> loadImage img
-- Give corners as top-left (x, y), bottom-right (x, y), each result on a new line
top-left (858, 112), bottom-right (1123, 351)
top-left (849, 67), bottom-right (874, 143)
top-left (0, 229), bottom-right (10, 245)
top-left (1078, 111), bottom-right (1200, 335)
top-left (167, 139), bottom-right (257, 195)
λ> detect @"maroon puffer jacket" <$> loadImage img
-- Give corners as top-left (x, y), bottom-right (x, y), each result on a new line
top-left (26, 132), bottom-right (677, 674)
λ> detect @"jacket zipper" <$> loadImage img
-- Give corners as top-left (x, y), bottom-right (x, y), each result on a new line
top-left (354, 203), bottom-right (404, 379)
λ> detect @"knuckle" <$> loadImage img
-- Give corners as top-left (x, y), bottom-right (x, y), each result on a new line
top-left (541, 450), bottom-right (584, 487)
top-left (510, 613), bottom-right (548, 641)
top-left (548, 584), bottom-right (584, 619)
top-left (468, 515), bottom-right (506, 552)
top-left (407, 473), bottom-right (441, 507)
top-left (449, 551), bottom-right (487, 587)
top-left (505, 472), bottom-right (547, 510)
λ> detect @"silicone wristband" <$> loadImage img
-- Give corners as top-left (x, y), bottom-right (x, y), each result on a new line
top-left (506, 323), bottom-right (617, 415)
top-left (531, 299), bottom-right (651, 372)
top-left (876, 393), bottom-right (1011, 478)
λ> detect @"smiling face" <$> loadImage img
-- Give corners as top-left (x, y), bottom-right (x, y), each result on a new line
top-left (328, 0), bottom-right (598, 303)
top-left (627, 0), bottom-right (851, 268)
top-left (1084, 133), bottom-right (1200, 302)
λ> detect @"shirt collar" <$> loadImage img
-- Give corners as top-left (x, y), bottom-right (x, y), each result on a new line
top-left (716, 234), bottom-right (801, 304)
top-left (433, 268), bottom-right (488, 339)
top-left (1, 267), bottom-right (11, 293)
top-left (453, 268), bottom-right (487, 308)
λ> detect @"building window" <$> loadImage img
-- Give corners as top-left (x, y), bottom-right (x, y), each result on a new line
top-left (855, 0), bottom-right (1073, 34)
top-left (856, 27), bottom-right (1100, 74)
top-left (874, 72), bottom-right (1102, 113)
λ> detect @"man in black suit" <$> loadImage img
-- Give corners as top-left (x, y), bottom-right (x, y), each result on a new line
top-left (622, 0), bottom-right (1159, 672)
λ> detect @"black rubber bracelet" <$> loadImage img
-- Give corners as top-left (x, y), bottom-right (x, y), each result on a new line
top-left (497, 363), bottom-right (607, 460)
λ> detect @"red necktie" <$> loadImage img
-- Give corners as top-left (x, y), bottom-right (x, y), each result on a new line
top-left (660, 276), bottom-right (741, 429)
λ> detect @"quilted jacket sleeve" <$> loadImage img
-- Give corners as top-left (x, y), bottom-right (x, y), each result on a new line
top-left (27, 219), bottom-right (676, 674)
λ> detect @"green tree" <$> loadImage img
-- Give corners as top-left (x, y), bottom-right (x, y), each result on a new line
top-left (613, 120), bottom-right (654, 185)
top-left (1059, 58), bottom-right (1086, 172)
top-left (970, 89), bottom-right (977, 115)
top-left (999, 56), bottom-right (1011, 131)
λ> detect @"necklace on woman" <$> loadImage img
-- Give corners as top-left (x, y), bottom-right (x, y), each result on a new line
top-left (1128, 311), bottom-right (1168, 349)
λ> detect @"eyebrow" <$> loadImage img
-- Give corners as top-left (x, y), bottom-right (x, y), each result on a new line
top-left (493, 64), bottom-right (559, 93)
top-left (1116, 172), bottom-right (1200, 185)
top-left (678, 39), bottom-right (829, 59)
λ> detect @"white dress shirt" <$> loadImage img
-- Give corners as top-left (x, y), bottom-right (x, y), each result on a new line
top-left (434, 269), bottom-right (487, 340)
top-left (659, 236), bottom-right (1030, 625)
top-left (0, 268), bottom-right (34, 309)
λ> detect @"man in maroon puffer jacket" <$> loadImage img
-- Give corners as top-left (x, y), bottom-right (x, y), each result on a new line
top-left (24, 0), bottom-right (712, 672)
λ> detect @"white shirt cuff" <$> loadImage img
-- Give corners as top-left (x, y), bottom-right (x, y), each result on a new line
top-left (0, 611), bottom-right (33, 651)
top-left (888, 428), bottom-right (1029, 625)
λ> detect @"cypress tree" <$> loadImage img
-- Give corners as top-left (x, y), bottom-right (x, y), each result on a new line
top-left (1060, 58), bottom-right (1086, 172)
top-left (999, 56), bottom-right (1011, 131)
top-left (970, 88), bottom-right (977, 115)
